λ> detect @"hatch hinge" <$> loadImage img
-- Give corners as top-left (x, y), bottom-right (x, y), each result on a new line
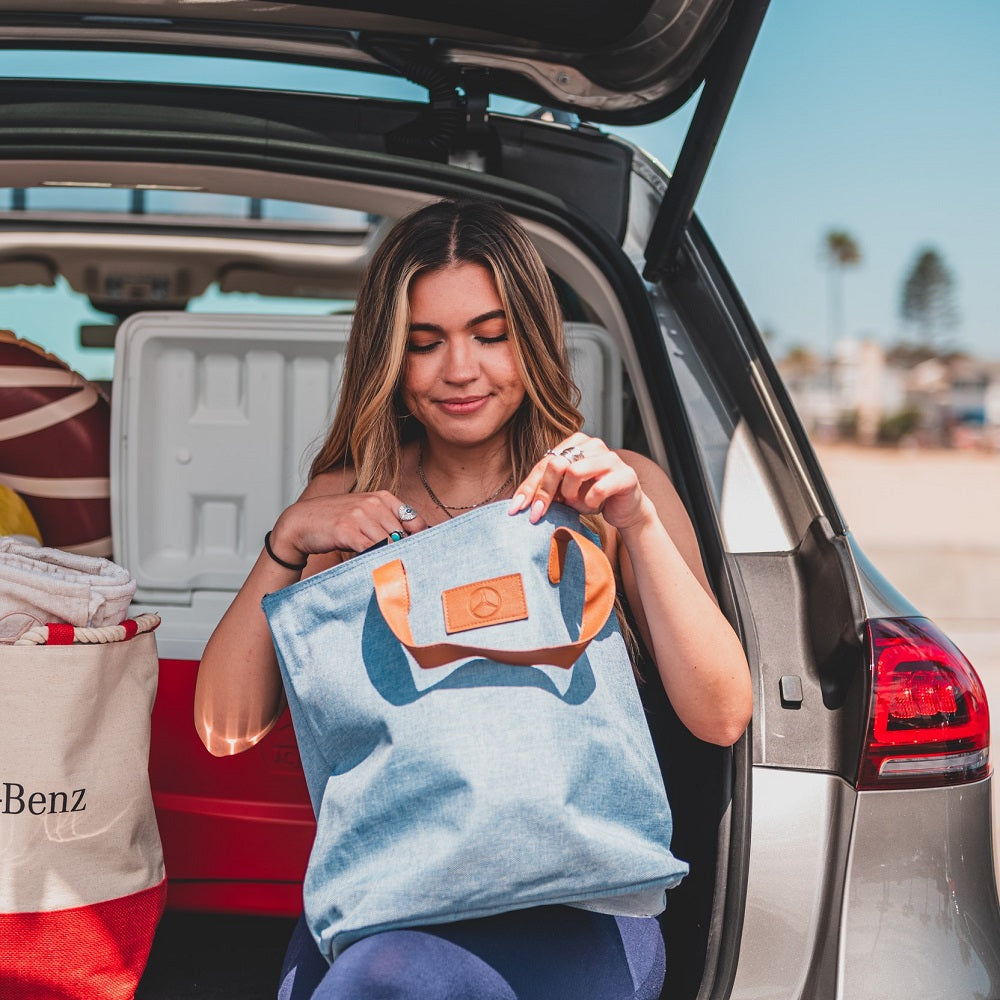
top-left (643, 0), bottom-right (770, 282)
top-left (448, 70), bottom-right (492, 171)
top-left (357, 36), bottom-right (495, 168)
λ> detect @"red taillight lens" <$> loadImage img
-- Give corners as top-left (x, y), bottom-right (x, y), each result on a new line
top-left (857, 617), bottom-right (990, 790)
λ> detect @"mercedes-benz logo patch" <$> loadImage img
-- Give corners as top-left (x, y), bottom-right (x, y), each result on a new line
top-left (469, 586), bottom-right (502, 619)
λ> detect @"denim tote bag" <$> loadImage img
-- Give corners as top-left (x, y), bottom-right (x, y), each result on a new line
top-left (262, 501), bottom-right (688, 961)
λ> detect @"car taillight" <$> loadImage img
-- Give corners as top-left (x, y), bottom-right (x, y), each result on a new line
top-left (857, 617), bottom-right (990, 790)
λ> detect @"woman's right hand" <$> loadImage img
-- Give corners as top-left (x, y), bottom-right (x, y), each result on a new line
top-left (195, 485), bottom-right (427, 756)
top-left (269, 488), bottom-right (429, 564)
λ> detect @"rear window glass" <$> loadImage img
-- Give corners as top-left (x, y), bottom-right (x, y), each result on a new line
top-left (0, 282), bottom-right (353, 384)
top-left (0, 50), bottom-right (426, 101)
top-left (0, 184), bottom-right (366, 382)
top-left (1, 187), bottom-right (375, 230)
top-left (0, 52), bottom-right (549, 120)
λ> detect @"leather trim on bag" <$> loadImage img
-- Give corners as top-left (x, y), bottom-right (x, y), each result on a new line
top-left (371, 526), bottom-right (616, 670)
top-left (442, 574), bottom-right (528, 635)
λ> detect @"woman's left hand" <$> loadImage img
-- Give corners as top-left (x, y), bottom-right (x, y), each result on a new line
top-left (513, 434), bottom-right (753, 746)
top-left (508, 433), bottom-right (649, 530)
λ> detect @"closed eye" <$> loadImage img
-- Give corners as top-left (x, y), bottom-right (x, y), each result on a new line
top-left (407, 332), bottom-right (507, 352)
top-left (406, 340), bottom-right (440, 353)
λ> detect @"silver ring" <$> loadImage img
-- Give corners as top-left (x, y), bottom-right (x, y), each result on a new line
top-left (397, 504), bottom-right (417, 522)
top-left (389, 531), bottom-right (404, 543)
top-left (559, 446), bottom-right (586, 463)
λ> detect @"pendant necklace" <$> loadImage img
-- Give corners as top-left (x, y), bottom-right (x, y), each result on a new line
top-left (417, 443), bottom-right (513, 520)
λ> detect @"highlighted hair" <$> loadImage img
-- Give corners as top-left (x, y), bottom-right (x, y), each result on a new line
top-left (309, 199), bottom-right (640, 673)
top-left (308, 200), bottom-right (583, 488)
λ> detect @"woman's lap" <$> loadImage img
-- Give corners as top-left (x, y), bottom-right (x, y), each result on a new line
top-left (277, 906), bottom-right (666, 1000)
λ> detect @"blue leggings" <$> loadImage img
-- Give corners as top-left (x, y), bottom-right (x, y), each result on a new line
top-left (277, 906), bottom-right (666, 1000)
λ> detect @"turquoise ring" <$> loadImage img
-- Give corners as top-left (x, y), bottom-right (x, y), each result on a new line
top-left (389, 531), bottom-right (404, 543)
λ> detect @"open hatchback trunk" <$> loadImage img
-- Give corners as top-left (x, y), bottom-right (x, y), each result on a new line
top-left (0, 3), bottom-right (827, 999)
top-left (5, 3), bottom-right (998, 1000)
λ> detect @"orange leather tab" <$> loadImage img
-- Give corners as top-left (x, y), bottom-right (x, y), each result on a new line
top-left (442, 574), bottom-right (528, 635)
top-left (372, 526), bottom-right (616, 671)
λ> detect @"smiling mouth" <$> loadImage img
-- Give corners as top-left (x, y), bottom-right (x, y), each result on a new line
top-left (437, 396), bottom-right (489, 413)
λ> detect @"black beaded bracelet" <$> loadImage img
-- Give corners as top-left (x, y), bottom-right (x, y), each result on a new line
top-left (263, 530), bottom-right (308, 572)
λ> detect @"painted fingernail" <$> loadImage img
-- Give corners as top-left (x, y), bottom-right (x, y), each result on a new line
top-left (508, 494), bottom-right (526, 515)
top-left (530, 499), bottom-right (546, 523)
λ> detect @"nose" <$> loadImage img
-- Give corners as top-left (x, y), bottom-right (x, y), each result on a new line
top-left (442, 338), bottom-right (479, 385)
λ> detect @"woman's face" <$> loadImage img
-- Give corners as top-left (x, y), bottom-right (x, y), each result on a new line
top-left (402, 262), bottom-right (526, 449)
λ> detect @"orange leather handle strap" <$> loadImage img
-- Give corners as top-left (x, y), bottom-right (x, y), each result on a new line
top-left (372, 526), bottom-right (616, 670)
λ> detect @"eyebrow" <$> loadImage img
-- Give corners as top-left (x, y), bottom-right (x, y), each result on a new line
top-left (409, 309), bottom-right (507, 334)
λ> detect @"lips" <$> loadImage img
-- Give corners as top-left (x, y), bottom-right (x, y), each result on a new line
top-left (437, 395), bottom-right (489, 415)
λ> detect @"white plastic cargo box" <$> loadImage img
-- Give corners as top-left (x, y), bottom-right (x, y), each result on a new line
top-left (111, 311), bottom-right (621, 648)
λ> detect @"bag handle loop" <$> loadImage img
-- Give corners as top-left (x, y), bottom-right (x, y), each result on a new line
top-left (372, 526), bottom-right (615, 669)
top-left (13, 612), bottom-right (161, 646)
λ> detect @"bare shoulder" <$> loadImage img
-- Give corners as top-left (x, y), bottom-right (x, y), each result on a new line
top-left (299, 464), bottom-right (355, 501)
top-left (614, 449), bottom-right (683, 514)
top-left (613, 448), bottom-right (712, 593)
top-left (614, 448), bottom-right (670, 481)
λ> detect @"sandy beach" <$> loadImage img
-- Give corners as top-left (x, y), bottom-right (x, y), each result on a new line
top-left (815, 444), bottom-right (1000, 551)
top-left (814, 444), bottom-right (1000, 632)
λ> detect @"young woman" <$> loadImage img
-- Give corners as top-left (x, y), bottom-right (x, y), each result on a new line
top-left (194, 199), bottom-right (752, 999)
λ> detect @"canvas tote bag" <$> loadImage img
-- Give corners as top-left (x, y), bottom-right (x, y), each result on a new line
top-left (263, 501), bottom-right (688, 962)
top-left (0, 614), bottom-right (166, 1000)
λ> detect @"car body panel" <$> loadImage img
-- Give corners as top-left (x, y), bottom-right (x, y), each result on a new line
top-left (841, 780), bottom-right (1000, 999)
top-left (732, 772), bottom-right (1000, 999)
top-left (731, 768), bottom-right (855, 1000)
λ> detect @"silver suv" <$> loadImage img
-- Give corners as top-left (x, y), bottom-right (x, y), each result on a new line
top-left (0, 2), bottom-right (997, 998)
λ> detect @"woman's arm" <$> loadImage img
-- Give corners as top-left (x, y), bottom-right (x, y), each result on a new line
top-left (510, 437), bottom-right (752, 747)
top-left (193, 468), bottom-right (429, 756)
top-left (612, 450), bottom-right (752, 746)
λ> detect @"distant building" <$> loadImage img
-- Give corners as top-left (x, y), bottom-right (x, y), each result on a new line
top-left (776, 340), bottom-right (1000, 449)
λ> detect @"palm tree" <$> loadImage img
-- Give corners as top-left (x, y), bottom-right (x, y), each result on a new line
top-left (821, 230), bottom-right (862, 355)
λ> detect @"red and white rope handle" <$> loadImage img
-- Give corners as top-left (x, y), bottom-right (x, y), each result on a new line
top-left (13, 612), bottom-right (161, 646)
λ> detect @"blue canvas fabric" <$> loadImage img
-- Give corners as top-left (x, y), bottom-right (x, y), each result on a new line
top-left (262, 501), bottom-right (687, 962)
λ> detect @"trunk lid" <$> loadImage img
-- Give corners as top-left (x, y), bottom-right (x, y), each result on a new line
top-left (0, 0), bottom-right (741, 125)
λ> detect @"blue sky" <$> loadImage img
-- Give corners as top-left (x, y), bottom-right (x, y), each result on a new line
top-left (2, 1), bottom-right (998, 372)
top-left (618, 0), bottom-right (1000, 359)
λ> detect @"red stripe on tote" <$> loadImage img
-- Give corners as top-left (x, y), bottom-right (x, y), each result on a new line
top-left (0, 878), bottom-right (167, 1000)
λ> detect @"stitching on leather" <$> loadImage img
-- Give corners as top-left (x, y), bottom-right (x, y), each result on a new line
top-left (442, 573), bottom-right (528, 634)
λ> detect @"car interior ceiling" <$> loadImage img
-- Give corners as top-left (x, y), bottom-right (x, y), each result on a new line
top-left (0, 163), bottom-right (733, 996)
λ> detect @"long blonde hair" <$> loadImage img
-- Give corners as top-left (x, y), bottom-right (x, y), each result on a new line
top-left (310, 200), bottom-right (640, 670)
top-left (309, 199), bottom-right (583, 487)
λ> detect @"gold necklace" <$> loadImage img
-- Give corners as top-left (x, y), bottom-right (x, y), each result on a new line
top-left (417, 443), bottom-right (513, 520)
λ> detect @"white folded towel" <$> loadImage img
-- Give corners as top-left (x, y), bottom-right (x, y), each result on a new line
top-left (0, 538), bottom-right (135, 641)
